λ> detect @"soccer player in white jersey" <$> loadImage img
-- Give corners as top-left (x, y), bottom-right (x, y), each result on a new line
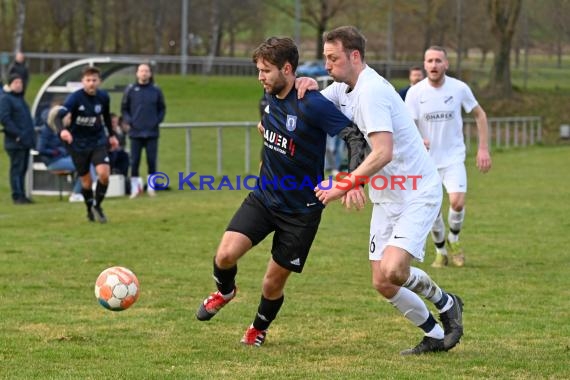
top-left (405, 46), bottom-right (492, 268)
top-left (299, 26), bottom-right (464, 355)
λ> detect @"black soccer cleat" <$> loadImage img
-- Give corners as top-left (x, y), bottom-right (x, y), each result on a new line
top-left (440, 293), bottom-right (464, 351)
top-left (400, 336), bottom-right (445, 355)
top-left (87, 208), bottom-right (95, 222)
top-left (91, 205), bottom-right (108, 224)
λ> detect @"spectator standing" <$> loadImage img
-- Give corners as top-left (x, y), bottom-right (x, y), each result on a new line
top-left (8, 52), bottom-right (29, 95)
top-left (0, 74), bottom-right (36, 204)
top-left (398, 66), bottom-right (424, 101)
top-left (121, 63), bottom-right (166, 198)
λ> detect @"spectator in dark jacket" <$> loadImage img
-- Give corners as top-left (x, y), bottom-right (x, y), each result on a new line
top-left (8, 52), bottom-right (30, 94)
top-left (121, 63), bottom-right (166, 198)
top-left (0, 74), bottom-right (36, 204)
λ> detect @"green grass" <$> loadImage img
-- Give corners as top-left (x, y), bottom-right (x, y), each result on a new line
top-left (1, 74), bottom-right (569, 379)
top-left (1, 145), bottom-right (569, 379)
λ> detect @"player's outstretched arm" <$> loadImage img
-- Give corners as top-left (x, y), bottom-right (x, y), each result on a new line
top-left (472, 105), bottom-right (492, 173)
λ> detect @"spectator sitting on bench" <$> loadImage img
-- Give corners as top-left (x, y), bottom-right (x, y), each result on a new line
top-left (37, 108), bottom-right (95, 202)
top-left (108, 113), bottom-right (130, 193)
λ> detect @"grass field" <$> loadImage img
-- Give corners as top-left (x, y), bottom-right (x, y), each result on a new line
top-left (1, 146), bottom-right (569, 379)
top-left (1, 75), bottom-right (569, 379)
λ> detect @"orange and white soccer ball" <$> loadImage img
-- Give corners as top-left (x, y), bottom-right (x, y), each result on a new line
top-left (95, 266), bottom-right (140, 311)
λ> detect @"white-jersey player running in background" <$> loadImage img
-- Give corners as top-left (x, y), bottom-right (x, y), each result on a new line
top-left (405, 46), bottom-right (492, 268)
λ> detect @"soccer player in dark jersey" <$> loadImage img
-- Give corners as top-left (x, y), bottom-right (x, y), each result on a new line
top-left (195, 36), bottom-right (367, 346)
top-left (52, 66), bottom-right (118, 223)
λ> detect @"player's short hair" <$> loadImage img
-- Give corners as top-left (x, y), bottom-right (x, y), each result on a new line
top-left (409, 65), bottom-right (423, 72)
top-left (323, 26), bottom-right (366, 60)
top-left (252, 37), bottom-right (299, 71)
top-left (82, 66), bottom-right (101, 78)
top-left (426, 45), bottom-right (447, 57)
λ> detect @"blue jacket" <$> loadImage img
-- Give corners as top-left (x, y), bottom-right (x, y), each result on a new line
top-left (37, 109), bottom-right (69, 165)
top-left (121, 82), bottom-right (166, 138)
top-left (0, 84), bottom-right (35, 150)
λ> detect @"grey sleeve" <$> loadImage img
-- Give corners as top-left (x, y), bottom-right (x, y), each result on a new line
top-left (338, 123), bottom-right (369, 172)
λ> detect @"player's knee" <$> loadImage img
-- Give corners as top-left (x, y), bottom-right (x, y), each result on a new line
top-left (382, 266), bottom-right (408, 287)
top-left (262, 276), bottom-right (285, 299)
top-left (215, 250), bottom-right (237, 268)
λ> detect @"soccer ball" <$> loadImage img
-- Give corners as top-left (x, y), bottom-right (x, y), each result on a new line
top-left (94, 266), bottom-right (140, 311)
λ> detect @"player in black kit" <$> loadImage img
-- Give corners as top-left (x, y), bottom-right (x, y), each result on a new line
top-left (51, 66), bottom-right (118, 223)
top-left (195, 37), bottom-right (368, 346)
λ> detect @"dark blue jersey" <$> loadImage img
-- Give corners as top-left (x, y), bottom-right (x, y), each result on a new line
top-left (254, 89), bottom-right (351, 214)
top-left (59, 89), bottom-right (112, 152)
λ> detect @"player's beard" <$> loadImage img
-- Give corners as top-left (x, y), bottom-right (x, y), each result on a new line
top-left (268, 71), bottom-right (287, 96)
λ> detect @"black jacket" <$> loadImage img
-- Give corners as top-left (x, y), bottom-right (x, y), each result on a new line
top-left (121, 82), bottom-right (166, 138)
top-left (0, 85), bottom-right (36, 150)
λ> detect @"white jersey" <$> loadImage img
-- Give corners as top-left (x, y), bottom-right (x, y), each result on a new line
top-left (321, 66), bottom-right (440, 204)
top-left (405, 75), bottom-right (478, 169)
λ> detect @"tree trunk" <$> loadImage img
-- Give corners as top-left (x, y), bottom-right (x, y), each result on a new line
top-left (153, 0), bottom-right (164, 55)
top-left (13, 0), bottom-right (25, 54)
top-left (487, 0), bottom-right (522, 97)
top-left (205, 0), bottom-right (220, 74)
top-left (99, 0), bottom-right (108, 53)
top-left (83, 0), bottom-right (96, 53)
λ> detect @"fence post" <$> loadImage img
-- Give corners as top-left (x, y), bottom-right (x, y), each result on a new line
top-left (245, 127), bottom-right (251, 174)
top-left (217, 127), bottom-right (223, 175)
top-left (186, 128), bottom-right (191, 174)
top-left (496, 120), bottom-right (501, 148)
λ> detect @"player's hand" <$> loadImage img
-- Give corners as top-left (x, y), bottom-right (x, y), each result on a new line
top-left (109, 136), bottom-right (119, 150)
top-left (476, 148), bottom-right (491, 173)
top-left (295, 77), bottom-right (319, 99)
top-left (342, 186), bottom-right (367, 210)
top-left (60, 129), bottom-right (73, 144)
top-left (314, 180), bottom-right (346, 205)
top-left (257, 121), bottom-right (265, 136)
top-left (423, 138), bottom-right (430, 151)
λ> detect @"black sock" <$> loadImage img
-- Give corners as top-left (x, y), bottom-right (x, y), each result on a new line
top-left (253, 295), bottom-right (285, 331)
top-left (434, 291), bottom-right (449, 310)
top-left (82, 187), bottom-right (94, 209)
top-left (434, 240), bottom-right (446, 249)
top-left (418, 313), bottom-right (438, 334)
top-left (95, 180), bottom-right (108, 207)
top-left (213, 257), bottom-right (237, 295)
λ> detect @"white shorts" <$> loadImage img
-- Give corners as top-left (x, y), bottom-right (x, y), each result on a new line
top-left (369, 190), bottom-right (441, 262)
top-left (438, 162), bottom-right (467, 194)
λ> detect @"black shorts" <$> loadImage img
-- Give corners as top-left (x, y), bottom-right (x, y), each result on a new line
top-left (227, 192), bottom-right (322, 273)
top-left (70, 146), bottom-right (109, 176)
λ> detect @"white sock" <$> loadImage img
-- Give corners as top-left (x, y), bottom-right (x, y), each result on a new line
top-left (388, 287), bottom-right (430, 327)
top-left (436, 246), bottom-right (448, 255)
top-left (425, 324), bottom-right (445, 339)
top-left (403, 267), bottom-right (443, 305)
top-left (222, 289), bottom-right (235, 300)
top-left (438, 295), bottom-right (455, 314)
top-left (448, 207), bottom-right (465, 240)
top-left (431, 212), bottom-right (447, 252)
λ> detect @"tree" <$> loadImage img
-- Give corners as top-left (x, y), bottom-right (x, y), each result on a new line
top-left (13, 0), bottom-right (25, 54)
top-left (487, 0), bottom-right (522, 97)
top-left (269, 0), bottom-right (350, 60)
